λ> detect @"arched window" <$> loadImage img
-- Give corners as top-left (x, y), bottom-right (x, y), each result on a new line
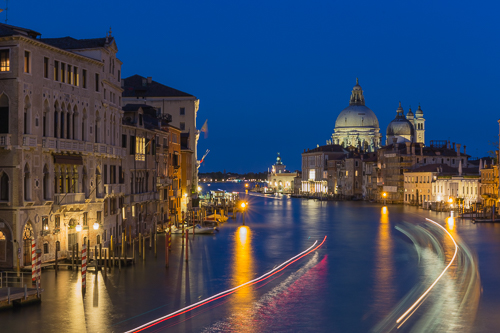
top-left (0, 94), bottom-right (9, 134)
top-left (24, 163), bottom-right (30, 201)
top-left (73, 105), bottom-right (78, 140)
top-left (96, 167), bottom-right (102, 198)
top-left (43, 100), bottom-right (49, 137)
top-left (0, 172), bottom-right (8, 201)
top-left (23, 95), bottom-right (31, 134)
top-left (60, 108), bottom-right (65, 139)
top-left (82, 167), bottom-right (88, 198)
top-left (82, 108), bottom-right (87, 141)
top-left (66, 106), bottom-right (71, 139)
top-left (54, 102), bottom-right (59, 138)
top-left (72, 165), bottom-right (78, 193)
top-left (95, 111), bottom-right (101, 143)
top-left (43, 165), bottom-right (50, 200)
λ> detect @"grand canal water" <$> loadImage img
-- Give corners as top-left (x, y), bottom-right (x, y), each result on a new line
top-left (1, 182), bottom-right (500, 332)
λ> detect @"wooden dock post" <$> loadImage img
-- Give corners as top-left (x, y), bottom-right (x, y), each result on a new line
top-left (81, 244), bottom-right (87, 293)
top-left (165, 232), bottom-right (169, 268)
top-left (168, 221), bottom-right (171, 250)
top-left (99, 243), bottom-right (102, 270)
top-left (118, 244), bottom-right (122, 271)
top-left (121, 232), bottom-right (125, 257)
top-left (95, 246), bottom-right (98, 271)
top-left (142, 238), bottom-right (145, 261)
top-left (55, 248), bottom-right (58, 276)
top-left (132, 238), bottom-right (135, 264)
top-left (76, 243), bottom-right (79, 271)
top-left (139, 233), bottom-right (142, 255)
top-left (72, 244), bottom-right (75, 270)
top-left (104, 249), bottom-right (107, 278)
top-left (185, 228), bottom-right (189, 262)
top-left (149, 231), bottom-right (152, 249)
top-left (182, 223), bottom-right (184, 246)
top-left (154, 232), bottom-right (157, 258)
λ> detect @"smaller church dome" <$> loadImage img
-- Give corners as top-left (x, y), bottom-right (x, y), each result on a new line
top-left (386, 102), bottom-right (415, 137)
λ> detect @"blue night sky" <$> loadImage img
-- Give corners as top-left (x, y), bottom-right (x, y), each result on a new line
top-left (10, 0), bottom-right (500, 173)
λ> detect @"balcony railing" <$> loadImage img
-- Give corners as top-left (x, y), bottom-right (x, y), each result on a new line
top-left (0, 134), bottom-right (11, 148)
top-left (54, 193), bottom-right (86, 205)
top-left (104, 184), bottom-right (124, 195)
top-left (22, 134), bottom-right (37, 147)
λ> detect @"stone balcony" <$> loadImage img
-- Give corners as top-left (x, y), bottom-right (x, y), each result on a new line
top-left (104, 184), bottom-right (125, 196)
top-left (22, 134), bottom-right (37, 148)
top-left (42, 137), bottom-right (125, 158)
top-left (54, 193), bottom-right (86, 205)
top-left (0, 134), bottom-right (12, 149)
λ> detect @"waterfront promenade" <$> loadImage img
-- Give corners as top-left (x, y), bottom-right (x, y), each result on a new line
top-left (1, 183), bottom-right (499, 332)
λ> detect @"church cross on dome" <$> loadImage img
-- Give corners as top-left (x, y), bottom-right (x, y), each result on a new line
top-left (349, 78), bottom-right (365, 106)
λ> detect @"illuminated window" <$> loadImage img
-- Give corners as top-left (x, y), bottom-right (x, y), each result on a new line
top-left (67, 65), bottom-right (72, 83)
top-left (309, 170), bottom-right (315, 180)
top-left (61, 62), bottom-right (65, 83)
top-left (24, 51), bottom-right (30, 73)
top-left (355, 170), bottom-right (358, 177)
top-left (0, 50), bottom-right (9, 71)
top-left (42, 216), bottom-right (49, 231)
top-left (135, 137), bottom-right (145, 161)
top-left (0, 231), bottom-right (5, 240)
top-left (73, 66), bottom-right (79, 86)
top-left (54, 61), bottom-right (59, 81)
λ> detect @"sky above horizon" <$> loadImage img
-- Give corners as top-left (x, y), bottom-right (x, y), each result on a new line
top-left (9, 0), bottom-right (500, 172)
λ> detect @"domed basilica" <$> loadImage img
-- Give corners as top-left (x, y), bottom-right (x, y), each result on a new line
top-left (331, 79), bottom-right (382, 152)
top-left (331, 79), bottom-right (426, 151)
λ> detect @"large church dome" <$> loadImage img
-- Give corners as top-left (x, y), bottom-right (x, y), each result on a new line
top-left (334, 79), bottom-right (380, 129)
top-left (331, 79), bottom-right (381, 151)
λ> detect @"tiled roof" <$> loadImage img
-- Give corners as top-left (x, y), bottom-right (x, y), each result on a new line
top-left (40, 36), bottom-right (113, 50)
top-left (122, 104), bottom-right (156, 112)
top-left (122, 75), bottom-right (194, 98)
top-left (0, 23), bottom-right (41, 38)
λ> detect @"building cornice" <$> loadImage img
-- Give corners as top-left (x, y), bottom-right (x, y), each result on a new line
top-left (0, 35), bottom-right (104, 66)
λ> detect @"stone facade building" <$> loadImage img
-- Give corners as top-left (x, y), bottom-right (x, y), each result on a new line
top-left (302, 145), bottom-right (347, 193)
top-left (267, 153), bottom-right (299, 193)
top-left (122, 74), bottom-right (199, 207)
top-left (0, 23), bottom-right (191, 270)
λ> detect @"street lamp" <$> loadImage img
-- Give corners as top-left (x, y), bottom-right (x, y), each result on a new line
top-left (382, 192), bottom-right (387, 205)
top-left (76, 224), bottom-right (82, 232)
top-left (93, 222), bottom-right (99, 230)
top-left (240, 202), bottom-right (247, 225)
top-left (197, 186), bottom-right (202, 192)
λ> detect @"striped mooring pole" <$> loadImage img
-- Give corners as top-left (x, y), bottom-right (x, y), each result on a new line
top-left (81, 244), bottom-right (87, 292)
top-left (36, 250), bottom-right (41, 288)
top-left (31, 239), bottom-right (36, 283)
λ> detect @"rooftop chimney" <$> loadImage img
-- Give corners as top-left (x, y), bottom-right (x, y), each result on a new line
top-left (147, 77), bottom-right (152, 84)
top-left (456, 143), bottom-right (461, 156)
top-left (463, 145), bottom-right (466, 155)
top-left (420, 143), bottom-right (423, 156)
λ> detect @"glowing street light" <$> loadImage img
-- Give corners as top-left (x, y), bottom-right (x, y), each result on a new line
top-left (382, 192), bottom-right (387, 205)
top-left (240, 202), bottom-right (247, 225)
top-left (93, 222), bottom-right (100, 230)
top-left (76, 224), bottom-right (82, 232)
top-left (197, 186), bottom-right (202, 192)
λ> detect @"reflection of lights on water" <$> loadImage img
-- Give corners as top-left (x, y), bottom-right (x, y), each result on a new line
top-left (125, 238), bottom-right (326, 333)
top-left (396, 218), bottom-right (458, 327)
top-left (447, 217), bottom-right (455, 230)
top-left (238, 226), bottom-right (248, 244)
top-left (382, 206), bottom-right (388, 215)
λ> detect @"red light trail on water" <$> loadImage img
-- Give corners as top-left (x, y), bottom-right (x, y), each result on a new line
top-left (125, 236), bottom-right (327, 333)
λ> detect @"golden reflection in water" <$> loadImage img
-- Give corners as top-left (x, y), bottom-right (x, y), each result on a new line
top-left (446, 216), bottom-right (455, 231)
top-left (372, 206), bottom-right (395, 318)
top-left (229, 226), bottom-right (256, 330)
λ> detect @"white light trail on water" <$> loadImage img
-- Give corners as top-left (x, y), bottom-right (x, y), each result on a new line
top-left (125, 237), bottom-right (326, 333)
top-left (396, 218), bottom-right (458, 327)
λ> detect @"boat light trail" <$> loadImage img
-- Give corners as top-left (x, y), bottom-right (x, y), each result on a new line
top-left (396, 218), bottom-right (458, 327)
top-left (125, 236), bottom-right (327, 333)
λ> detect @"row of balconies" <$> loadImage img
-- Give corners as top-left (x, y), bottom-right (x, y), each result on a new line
top-left (0, 134), bottom-right (127, 158)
